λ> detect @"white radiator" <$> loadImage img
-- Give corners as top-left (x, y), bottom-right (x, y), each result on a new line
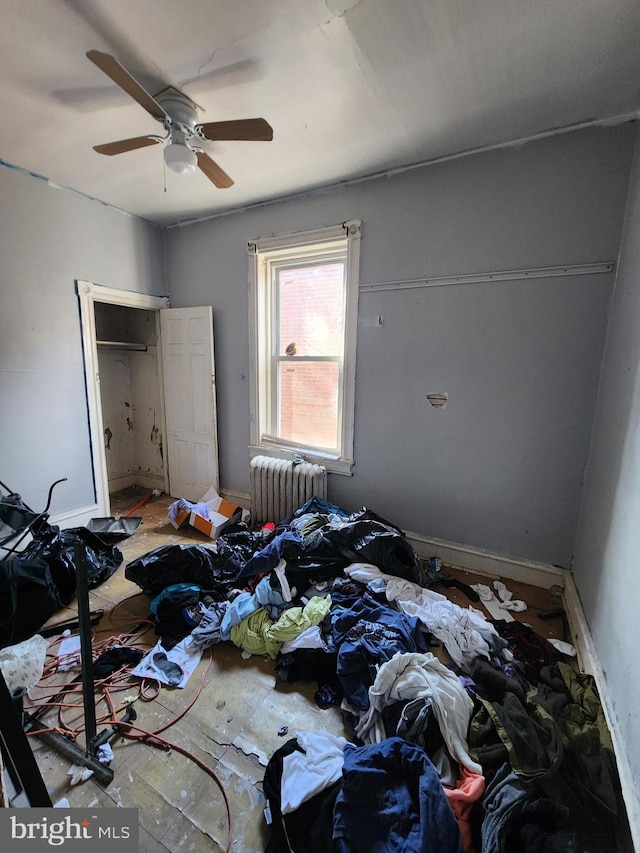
top-left (250, 455), bottom-right (327, 525)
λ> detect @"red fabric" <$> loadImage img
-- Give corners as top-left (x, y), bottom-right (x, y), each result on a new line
top-left (444, 768), bottom-right (485, 853)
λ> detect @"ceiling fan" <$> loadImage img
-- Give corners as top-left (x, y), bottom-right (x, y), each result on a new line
top-left (86, 50), bottom-right (273, 188)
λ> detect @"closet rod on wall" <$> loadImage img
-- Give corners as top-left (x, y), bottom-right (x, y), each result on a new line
top-left (359, 261), bottom-right (615, 293)
top-left (96, 340), bottom-right (148, 352)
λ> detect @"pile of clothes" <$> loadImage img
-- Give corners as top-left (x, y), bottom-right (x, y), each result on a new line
top-left (124, 498), bottom-right (622, 853)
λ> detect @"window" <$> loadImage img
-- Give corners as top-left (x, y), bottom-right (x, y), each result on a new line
top-left (248, 221), bottom-right (361, 474)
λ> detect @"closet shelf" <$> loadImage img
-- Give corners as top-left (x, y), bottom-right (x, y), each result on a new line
top-left (97, 340), bottom-right (148, 352)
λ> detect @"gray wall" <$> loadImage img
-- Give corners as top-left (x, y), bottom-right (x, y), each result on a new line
top-left (166, 124), bottom-right (635, 566)
top-left (573, 130), bottom-right (640, 829)
top-left (0, 165), bottom-right (165, 517)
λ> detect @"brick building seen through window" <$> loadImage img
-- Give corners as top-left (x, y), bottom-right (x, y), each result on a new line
top-left (277, 262), bottom-right (344, 451)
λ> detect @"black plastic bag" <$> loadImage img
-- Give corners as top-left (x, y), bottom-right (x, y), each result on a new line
top-left (125, 531), bottom-right (267, 597)
top-left (285, 505), bottom-right (430, 587)
top-left (0, 555), bottom-right (64, 648)
top-left (214, 529), bottom-right (265, 584)
top-left (327, 509), bottom-right (429, 586)
top-left (237, 529), bottom-right (303, 580)
top-left (125, 544), bottom-right (221, 596)
top-left (21, 524), bottom-right (122, 600)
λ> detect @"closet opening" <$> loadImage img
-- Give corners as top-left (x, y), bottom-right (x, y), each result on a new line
top-left (77, 281), bottom-right (171, 519)
top-left (95, 302), bottom-right (166, 501)
top-left (78, 281), bottom-right (219, 518)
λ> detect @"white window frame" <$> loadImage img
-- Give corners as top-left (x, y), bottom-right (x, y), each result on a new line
top-left (248, 220), bottom-right (361, 475)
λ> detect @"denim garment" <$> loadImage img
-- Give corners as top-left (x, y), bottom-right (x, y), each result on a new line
top-left (333, 738), bottom-right (462, 853)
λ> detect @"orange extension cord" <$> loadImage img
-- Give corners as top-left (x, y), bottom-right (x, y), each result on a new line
top-left (25, 594), bottom-right (233, 853)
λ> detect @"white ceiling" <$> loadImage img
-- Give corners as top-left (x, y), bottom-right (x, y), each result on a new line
top-left (2, 0), bottom-right (640, 226)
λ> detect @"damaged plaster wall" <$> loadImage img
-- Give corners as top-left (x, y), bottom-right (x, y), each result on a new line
top-left (95, 303), bottom-right (135, 490)
top-left (126, 309), bottom-right (165, 489)
top-left (95, 304), bottom-right (165, 493)
top-left (166, 124), bottom-right (634, 567)
top-left (572, 125), bottom-right (640, 840)
top-left (98, 349), bottom-right (135, 489)
top-left (129, 351), bottom-right (164, 490)
top-left (0, 164), bottom-right (165, 517)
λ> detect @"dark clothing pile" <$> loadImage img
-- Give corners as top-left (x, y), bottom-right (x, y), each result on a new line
top-left (123, 497), bottom-right (623, 853)
top-left (263, 736), bottom-right (463, 853)
top-left (335, 738), bottom-right (463, 853)
top-left (466, 624), bottom-right (622, 853)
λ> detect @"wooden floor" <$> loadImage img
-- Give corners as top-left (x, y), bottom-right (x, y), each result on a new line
top-left (27, 489), bottom-right (577, 851)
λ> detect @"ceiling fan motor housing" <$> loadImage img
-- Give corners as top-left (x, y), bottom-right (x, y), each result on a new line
top-left (155, 87), bottom-right (200, 137)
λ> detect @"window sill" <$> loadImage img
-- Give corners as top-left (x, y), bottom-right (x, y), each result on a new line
top-left (249, 444), bottom-right (354, 476)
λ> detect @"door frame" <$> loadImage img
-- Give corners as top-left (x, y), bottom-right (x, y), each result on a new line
top-left (77, 280), bottom-right (171, 517)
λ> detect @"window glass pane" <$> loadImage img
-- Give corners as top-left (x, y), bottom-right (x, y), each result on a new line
top-left (278, 263), bottom-right (344, 357)
top-left (278, 361), bottom-right (340, 450)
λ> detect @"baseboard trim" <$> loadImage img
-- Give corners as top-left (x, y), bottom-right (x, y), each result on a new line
top-left (561, 572), bottom-right (598, 674)
top-left (405, 530), bottom-right (566, 589)
top-left (107, 473), bottom-right (136, 491)
top-left (133, 473), bottom-right (165, 491)
top-left (221, 489), bottom-right (251, 510)
top-left (562, 573), bottom-right (640, 852)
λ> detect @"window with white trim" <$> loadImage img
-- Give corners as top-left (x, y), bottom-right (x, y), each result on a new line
top-left (248, 221), bottom-right (361, 474)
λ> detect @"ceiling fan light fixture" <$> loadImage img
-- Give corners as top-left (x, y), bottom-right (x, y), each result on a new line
top-left (87, 52), bottom-right (272, 189)
top-left (164, 141), bottom-right (197, 175)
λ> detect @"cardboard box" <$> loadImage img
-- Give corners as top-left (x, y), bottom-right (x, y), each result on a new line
top-left (188, 488), bottom-right (242, 539)
top-left (169, 505), bottom-right (191, 530)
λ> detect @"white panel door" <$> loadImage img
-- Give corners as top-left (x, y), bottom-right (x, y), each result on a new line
top-left (160, 307), bottom-right (219, 500)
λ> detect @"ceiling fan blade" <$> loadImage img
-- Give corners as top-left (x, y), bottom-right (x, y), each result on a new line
top-left (196, 152), bottom-right (234, 188)
top-left (86, 50), bottom-right (168, 121)
top-left (198, 118), bottom-right (273, 142)
top-left (93, 136), bottom-right (160, 156)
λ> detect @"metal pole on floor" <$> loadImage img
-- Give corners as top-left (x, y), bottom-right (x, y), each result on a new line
top-left (74, 542), bottom-right (98, 754)
top-left (25, 545), bottom-right (115, 787)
